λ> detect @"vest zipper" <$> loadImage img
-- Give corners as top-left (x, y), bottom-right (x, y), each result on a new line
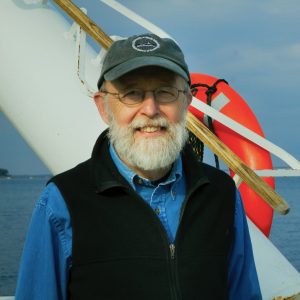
top-left (169, 243), bottom-right (179, 300)
top-left (170, 244), bottom-right (175, 260)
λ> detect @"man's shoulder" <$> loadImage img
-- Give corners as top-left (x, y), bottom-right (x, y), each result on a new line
top-left (46, 158), bottom-right (96, 209)
top-left (48, 158), bottom-right (92, 187)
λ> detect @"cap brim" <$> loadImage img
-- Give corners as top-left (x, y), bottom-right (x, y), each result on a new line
top-left (103, 56), bottom-right (190, 83)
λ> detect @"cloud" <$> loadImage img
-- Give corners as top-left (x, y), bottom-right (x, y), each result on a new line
top-left (287, 44), bottom-right (300, 59)
top-left (205, 43), bottom-right (300, 88)
top-left (119, 0), bottom-right (252, 26)
top-left (260, 0), bottom-right (300, 16)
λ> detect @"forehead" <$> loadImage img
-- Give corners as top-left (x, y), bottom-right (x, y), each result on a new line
top-left (109, 66), bottom-right (184, 89)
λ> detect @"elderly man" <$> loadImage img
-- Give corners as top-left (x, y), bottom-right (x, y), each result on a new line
top-left (16, 33), bottom-right (261, 300)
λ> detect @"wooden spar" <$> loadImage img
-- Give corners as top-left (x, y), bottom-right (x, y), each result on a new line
top-left (53, 0), bottom-right (113, 49)
top-left (187, 112), bottom-right (289, 214)
top-left (52, 0), bottom-right (290, 215)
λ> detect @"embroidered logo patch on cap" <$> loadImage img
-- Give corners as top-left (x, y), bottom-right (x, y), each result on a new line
top-left (132, 36), bottom-right (160, 52)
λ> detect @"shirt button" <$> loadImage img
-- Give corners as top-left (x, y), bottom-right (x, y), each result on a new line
top-left (171, 190), bottom-right (176, 197)
top-left (137, 178), bottom-right (143, 185)
top-left (154, 208), bottom-right (160, 215)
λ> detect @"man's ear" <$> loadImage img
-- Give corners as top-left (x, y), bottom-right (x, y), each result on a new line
top-left (93, 92), bottom-right (109, 125)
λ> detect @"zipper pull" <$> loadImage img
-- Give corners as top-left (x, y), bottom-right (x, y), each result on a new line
top-left (169, 244), bottom-right (176, 259)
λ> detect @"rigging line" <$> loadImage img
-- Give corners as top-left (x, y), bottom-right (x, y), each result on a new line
top-left (250, 169), bottom-right (300, 177)
top-left (100, 0), bottom-right (174, 41)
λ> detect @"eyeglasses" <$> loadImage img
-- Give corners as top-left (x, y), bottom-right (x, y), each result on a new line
top-left (100, 86), bottom-right (187, 106)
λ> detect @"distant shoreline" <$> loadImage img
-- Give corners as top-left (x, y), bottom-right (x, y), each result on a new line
top-left (0, 168), bottom-right (11, 177)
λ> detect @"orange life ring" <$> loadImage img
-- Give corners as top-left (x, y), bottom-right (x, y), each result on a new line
top-left (189, 73), bottom-right (274, 237)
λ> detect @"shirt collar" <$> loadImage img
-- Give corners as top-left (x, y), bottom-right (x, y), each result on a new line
top-left (109, 144), bottom-right (183, 190)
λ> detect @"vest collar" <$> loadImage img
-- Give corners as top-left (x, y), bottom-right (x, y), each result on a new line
top-left (91, 129), bottom-right (210, 194)
top-left (91, 129), bottom-right (131, 193)
top-left (182, 143), bottom-right (210, 192)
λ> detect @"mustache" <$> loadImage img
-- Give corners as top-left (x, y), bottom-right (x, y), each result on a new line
top-left (130, 117), bottom-right (170, 130)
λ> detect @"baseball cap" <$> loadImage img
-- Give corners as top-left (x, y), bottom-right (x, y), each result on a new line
top-left (97, 33), bottom-right (190, 88)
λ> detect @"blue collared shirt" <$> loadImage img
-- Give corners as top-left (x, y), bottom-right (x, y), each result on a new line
top-left (109, 144), bottom-right (185, 242)
top-left (15, 146), bottom-right (262, 300)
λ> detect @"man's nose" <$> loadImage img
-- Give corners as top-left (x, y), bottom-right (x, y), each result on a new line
top-left (139, 91), bottom-right (160, 117)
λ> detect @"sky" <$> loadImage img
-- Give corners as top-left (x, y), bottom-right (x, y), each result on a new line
top-left (1, 0), bottom-right (300, 175)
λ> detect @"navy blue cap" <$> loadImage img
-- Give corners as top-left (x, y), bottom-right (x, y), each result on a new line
top-left (97, 33), bottom-right (190, 88)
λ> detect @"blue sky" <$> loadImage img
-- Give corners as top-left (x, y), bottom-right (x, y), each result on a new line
top-left (1, 0), bottom-right (300, 175)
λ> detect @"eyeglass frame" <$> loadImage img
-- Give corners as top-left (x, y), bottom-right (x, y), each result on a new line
top-left (99, 86), bottom-right (188, 106)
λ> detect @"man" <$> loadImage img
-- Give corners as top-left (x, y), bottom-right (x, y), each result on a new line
top-left (16, 33), bottom-right (262, 299)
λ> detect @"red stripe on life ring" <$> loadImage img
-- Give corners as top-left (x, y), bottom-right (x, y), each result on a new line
top-left (189, 73), bottom-right (274, 236)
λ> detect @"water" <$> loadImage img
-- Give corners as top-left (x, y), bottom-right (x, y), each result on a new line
top-left (269, 177), bottom-right (300, 270)
top-left (0, 176), bottom-right (299, 296)
top-left (0, 176), bottom-right (50, 297)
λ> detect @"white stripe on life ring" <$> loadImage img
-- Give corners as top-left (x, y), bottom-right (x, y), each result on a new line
top-left (191, 94), bottom-right (300, 170)
top-left (203, 93), bottom-right (230, 126)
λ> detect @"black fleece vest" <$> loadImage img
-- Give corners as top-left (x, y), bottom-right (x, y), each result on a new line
top-left (51, 131), bottom-right (235, 300)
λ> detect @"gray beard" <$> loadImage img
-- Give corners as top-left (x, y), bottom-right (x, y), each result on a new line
top-left (107, 115), bottom-right (189, 172)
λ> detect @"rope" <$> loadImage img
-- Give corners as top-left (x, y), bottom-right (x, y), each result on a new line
top-left (190, 79), bottom-right (228, 168)
top-left (187, 130), bottom-right (204, 162)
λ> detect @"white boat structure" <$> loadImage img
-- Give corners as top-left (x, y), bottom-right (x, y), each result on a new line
top-left (0, 1), bottom-right (300, 299)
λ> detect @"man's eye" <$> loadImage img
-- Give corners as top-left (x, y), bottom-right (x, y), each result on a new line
top-left (156, 87), bottom-right (176, 97)
top-left (123, 90), bottom-right (142, 99)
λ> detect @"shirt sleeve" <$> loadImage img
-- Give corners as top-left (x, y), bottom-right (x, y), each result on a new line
top-left (15, 183), bottom-right (72, 300)
top-left (227, 189), bottom-right (262, 300)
